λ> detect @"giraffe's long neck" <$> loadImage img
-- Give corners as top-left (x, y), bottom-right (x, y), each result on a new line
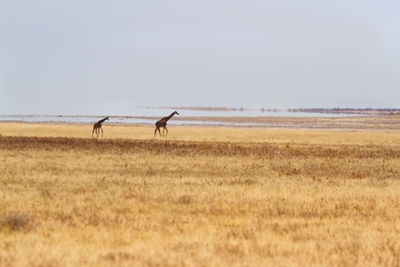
top-left (164, 112), bottom-right (176, 122)
top-left (98, 118), bottom-right (107, 124)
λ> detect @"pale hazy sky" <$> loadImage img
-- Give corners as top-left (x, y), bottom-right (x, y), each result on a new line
top-left (1, 0), bottom-right (399, 115)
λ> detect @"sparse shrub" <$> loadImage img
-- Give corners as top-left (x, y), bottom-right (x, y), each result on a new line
top-left (0, 212), bottom-right (33, 231)
top-left (177, 195), bottom-right (194, 205)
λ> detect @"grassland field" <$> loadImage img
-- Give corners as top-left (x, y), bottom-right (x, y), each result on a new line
top-left (1, 122), bottom-right (400, 266)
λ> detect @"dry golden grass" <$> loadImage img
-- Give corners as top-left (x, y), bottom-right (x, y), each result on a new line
top-left (2, 122), bottom-right (400, 145)
top-left (1, 123), bottom-right (400, 266)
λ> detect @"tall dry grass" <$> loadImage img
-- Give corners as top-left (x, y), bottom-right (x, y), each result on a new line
top-left (0, 123), bottom-right (400, 266)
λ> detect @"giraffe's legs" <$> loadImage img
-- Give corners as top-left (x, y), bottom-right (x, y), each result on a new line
top-left (100, 127), bottom-right (103, 138)
top-left (164, 126), bottom-right (168, 138)
top-left (94, 127), bottom-right (99, 138)
top-left (155, 127), bottom-right (162, 137)
top-left (92, 127), bottom-right (95, 137)
top-left (154, 127), bottom-right (161, 137)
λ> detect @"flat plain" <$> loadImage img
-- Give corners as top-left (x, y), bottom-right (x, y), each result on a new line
top-left (1, 121), bottom-right (400, 266)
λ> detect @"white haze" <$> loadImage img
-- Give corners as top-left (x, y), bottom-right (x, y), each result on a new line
top-left (1, 0), bottom-right (399, 115)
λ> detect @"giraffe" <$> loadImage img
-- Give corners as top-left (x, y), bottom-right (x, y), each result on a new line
top-left (154, 111), bottom-right (179, 138)
top-left (92, 117), bottom-right (109, 138)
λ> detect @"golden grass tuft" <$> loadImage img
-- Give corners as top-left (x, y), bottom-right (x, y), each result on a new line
top-left (0, 212), bottom-right (33, 232)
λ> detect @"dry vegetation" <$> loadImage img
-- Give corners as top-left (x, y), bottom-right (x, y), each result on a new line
top-left (1, 123), bottom-right (400, 266)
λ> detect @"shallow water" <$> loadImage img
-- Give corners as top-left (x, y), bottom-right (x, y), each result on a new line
top-left (0, 107), bottom-right (364, 128)
top-left (127, 107), bottom-right (365, 118)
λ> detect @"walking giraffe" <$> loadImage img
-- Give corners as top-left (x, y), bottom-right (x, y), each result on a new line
top-left (92, 117), bottom-right (109, 138)
top-left (154, 111), bottom-right (179, 138)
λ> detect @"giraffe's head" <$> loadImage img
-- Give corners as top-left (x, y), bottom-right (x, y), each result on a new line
top-left (174, 111), bottom-right (180, 116)
top-left (105, 117), bottom-right (109, 121)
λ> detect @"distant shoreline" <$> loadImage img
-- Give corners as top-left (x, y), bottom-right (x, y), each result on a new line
top-left (142, 106), bottom-right (400, 115)
top-left (287, 108), bottom-right (400, 115)
top-left (1, 113), bottom-right (399, 131)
